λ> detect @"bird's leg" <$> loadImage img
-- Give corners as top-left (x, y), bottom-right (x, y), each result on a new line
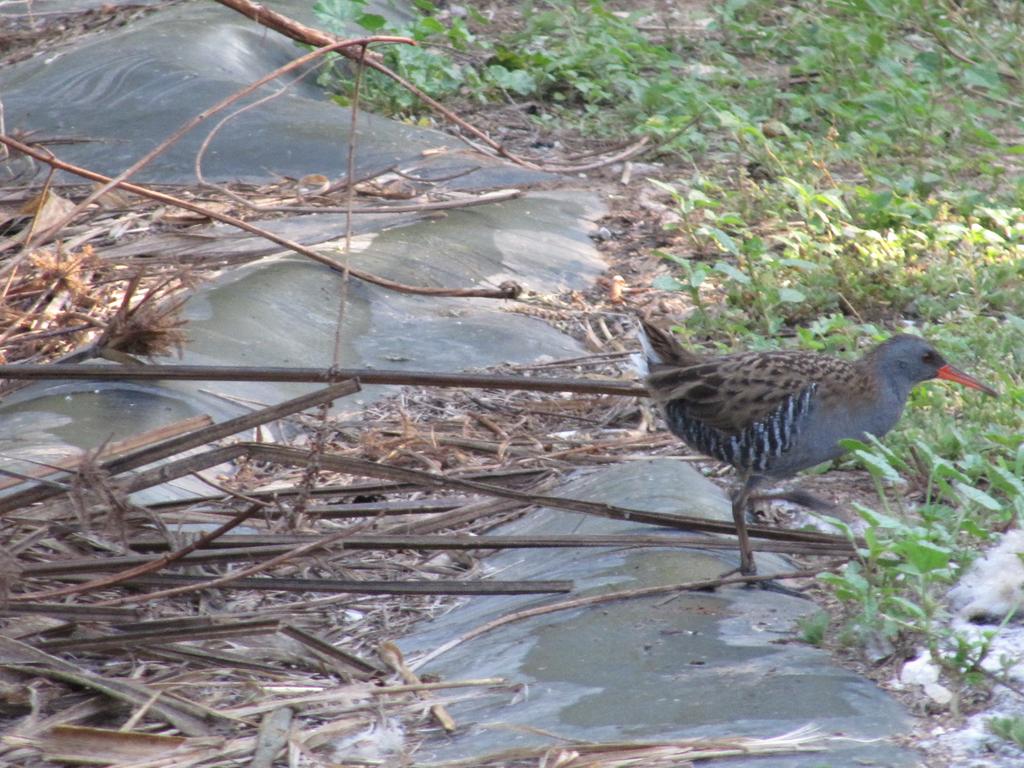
top-left (731, 477), bottom-right (757, 576)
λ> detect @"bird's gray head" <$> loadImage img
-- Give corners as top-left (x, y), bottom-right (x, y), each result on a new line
top-left (868, 334), bottom-right (997, 397)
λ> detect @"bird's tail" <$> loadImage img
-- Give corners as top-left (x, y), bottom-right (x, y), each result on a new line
top-left (637, 319), bottom-right (703, 373)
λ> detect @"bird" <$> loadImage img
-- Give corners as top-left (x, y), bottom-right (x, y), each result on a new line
top-left (641, 320), bottom-right (998, 575)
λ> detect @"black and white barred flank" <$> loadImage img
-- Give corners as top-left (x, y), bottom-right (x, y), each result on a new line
top-left (665, 383), bottom-right (817, 473)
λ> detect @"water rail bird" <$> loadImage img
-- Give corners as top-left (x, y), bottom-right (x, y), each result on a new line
top-left (642, 321), bottom-right (997, 575)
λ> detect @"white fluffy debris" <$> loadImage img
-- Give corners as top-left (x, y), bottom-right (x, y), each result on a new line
top-left (949, 531), bottom-right (1024, 623)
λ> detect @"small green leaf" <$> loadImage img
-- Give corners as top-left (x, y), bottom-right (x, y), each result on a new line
top-left (654, 249), bottom-right (690, 267)
top-left (886, 595), bottom-right (927, 619)
top-left (648, 179), bottom-right (681, 197)
top-left (853, 502), bottom-right (902, 529)
top-left (955, 482), bottom-right (1003, 512)
top-left (989, 465), bottom-right (1024, 499)
top-left (839, 438), bottom-right (871, 453)
top-left (356, 12), bottom-right (388, 31)
top-left (718, 213), bottom-right (746, 228)
top-left (853, 449), bottom-right (901, 482)
top-left (863, 525), bottom-right (881, 556)
top-left (779, 258), bottom-right (819, 271)
top-left (712, 260), bottom-right (751, 284)
top-left (687, 189), bottom-right (716, 207)
top-left (932, 461), bottom-right (971, 484)
top-left (899, 540), bottom-right (952, 574)
top-left (815, 514), bottom-right (854, 540)
top-left (652, 275), bottom-right (686, 291)
top-left (778, 287), bottom-right (805, 303)
top-left (486, 65), bottom-right (535, 95)
top-left (416, 16), bottom-right (446, 35)
top-left (703, 227), bottom-right (740, 256)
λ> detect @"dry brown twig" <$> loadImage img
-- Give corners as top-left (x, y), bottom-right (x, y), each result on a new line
top-left (214, 0), bottom-right (652, 173)
top-left (291, 40), bottom-right (371, 521)
top-left (192, 64), bottom-right (321, 198)
top-left (0, 135), bottom-right (523, 299)
top-left (379, 640), bottom-right (457, 733)
top-left (0, 29), bottom-right (527, 301)
top-left (10, 503), bottom-right (262, 602)
top-left (89, 271), bottom-right (192, 359)
top-left (0, 361), bottom-right (647, 396)
top-left (12, 32), bottom-right (412, 255)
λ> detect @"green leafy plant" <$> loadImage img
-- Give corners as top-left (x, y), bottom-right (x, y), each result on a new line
top-left (988, 716), bottom-right (1024, 749)
top-left (816, 433), bottom-right (1020, 685)
top-left (715, 0), bottom-right (1024, 188)
top-left (313, 0), bottom-right (718, 135)
top-left (314, 0), bottom-right (490, 116)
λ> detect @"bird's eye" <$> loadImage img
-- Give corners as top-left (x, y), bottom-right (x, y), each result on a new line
top-left (922, 351), bottom-right (938, 364)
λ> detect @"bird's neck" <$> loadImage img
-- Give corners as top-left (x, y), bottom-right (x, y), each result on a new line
top-left (854, 358), bottom-right (912, 436)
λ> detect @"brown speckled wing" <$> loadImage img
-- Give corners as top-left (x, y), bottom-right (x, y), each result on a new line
top-left (646, 350), bottom-right (859, 435)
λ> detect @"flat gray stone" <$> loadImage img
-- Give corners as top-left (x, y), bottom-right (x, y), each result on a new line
top-left (0, 0), bottom-right (600, 450)
top-left (401, 459), bottom-right (919, 767)
top-left (0, 0), bottom-right (543, 189)
top-left (0, 188), bottom-right (603, 446)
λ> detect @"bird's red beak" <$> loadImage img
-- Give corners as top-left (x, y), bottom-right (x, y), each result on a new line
top-left (937, 364), bottom-right (999, 397)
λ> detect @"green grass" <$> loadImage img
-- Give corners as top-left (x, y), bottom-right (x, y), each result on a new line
top-left (644, 1), bottom-right (1024, 690)
top-left (317, 0), bottom-right (1024, 192)
top-left (797, 611), bottom-right (830, 647)
top-left (313, 0), bottom-right (715, 134)
top-left (311, 0), bottom-right (1024, 692)
top-left (642, 0), bottom-right (1024, 684)
top-left (718, 0), bottom-right (1024, 191)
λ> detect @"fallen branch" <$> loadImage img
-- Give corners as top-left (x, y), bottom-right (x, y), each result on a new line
top-left (18, 35), bottom-right (414, 252)
top-left (279, 624), bottom-right (384, 676)
top-left (8, 503), bottom-right (263, 602)
top-left (0, 413), bottom-right (211, 493)
top-left (36, 617), bottom-right (282, 652)
top-left (418, 726), bottom-right (824, 768)
top-left (215, 0), bottom-right (388, 62)
top-left (37, 573), bottom-right (573, 600)
top-left (1, 437), bottom-right (853, 549)
top-left (379, 641), bottom-right (456, 733)
top-left (243, 445), bottom-right (852, 546)
top-left (216, 0), bottom-right (654, 173)
top-left (0, 135), bottom-right (522, 299)
top-left (0, 380), bottom-right (360, 514)
top-left (246, 188), bottom-right (524, 214)
top-left (0, 361), bottom-right (646, 396)
top-left (18, 534), bottom-right (850, 580)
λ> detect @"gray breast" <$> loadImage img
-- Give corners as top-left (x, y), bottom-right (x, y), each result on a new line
top-left (776, 384), bottom-right (908, 473)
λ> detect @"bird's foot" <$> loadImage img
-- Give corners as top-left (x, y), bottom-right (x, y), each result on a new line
top-left (754, 579), bottom-right (810, 599)
top-left (719, 559), bottom-right (758, 580)
top-left (720, 567), bottom-right (809, 597)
